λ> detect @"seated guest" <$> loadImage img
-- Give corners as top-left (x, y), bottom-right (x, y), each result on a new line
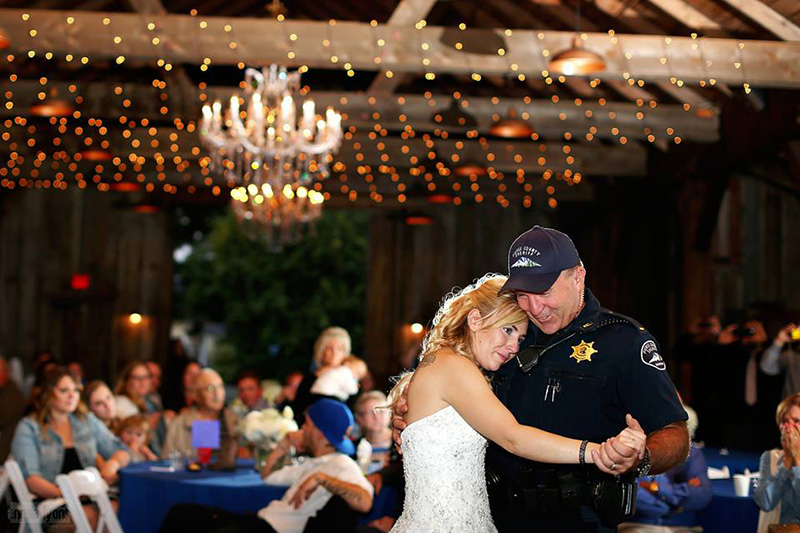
top-left (160, 399), bottom-right (372, 533)
top-left (236, 370), bottom-right (271, 414)
top-left (118, 414), bottom-right (158, 462)
top-left (11, 366), bottom-right (130, 530)
top-left (353, 391), bottom-right (393, 474)
top-left (354, 391), bottom-right (403, 533)
top-left (257, 399), bottom-right (373, 531)
top-left (145, 360), bottom-right (168, 413)
top-left (83, 380), bottom-right (120, 433)
top-left (114, 362), bottom-right (155, 418)
top-left (115, 361), bottom-right (168, 455)
top-left (619, 403), bottom-right (711, 532)
top-left (0, 355), bottom-right (25, 462)
top-left (754, 393), bottom-right (800, 528)
top-left (66, 361), bottom-right (85, 386)
top-left (179, 360), bottom-right (203, 411)
top-left (161, 368), bottom-right (237, 464)
top-left (310, 356), bottom-right (367, 402)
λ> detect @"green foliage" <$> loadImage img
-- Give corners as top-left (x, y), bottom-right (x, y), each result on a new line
top-left (174, 210), bottom-right (368, 379)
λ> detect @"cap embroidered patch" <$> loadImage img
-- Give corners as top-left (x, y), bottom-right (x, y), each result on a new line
top-left (511, 257), bottom-right (542, 268)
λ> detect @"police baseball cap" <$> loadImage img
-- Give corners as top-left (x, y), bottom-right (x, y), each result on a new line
top-left (499, 226), bottom-right (581, 294)
top-left (307, 399), bottom-right (356, 455)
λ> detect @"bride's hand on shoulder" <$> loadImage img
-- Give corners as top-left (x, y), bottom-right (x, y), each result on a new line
top-left (391, 383), bottom-right (410, 453)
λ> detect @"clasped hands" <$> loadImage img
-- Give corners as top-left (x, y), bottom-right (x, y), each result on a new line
top-left (780, 421), bottom-right (800, 467)
top-left (592, 414), bottom-right (647, 476)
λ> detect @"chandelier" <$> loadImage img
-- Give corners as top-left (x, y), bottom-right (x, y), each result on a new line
top-left (199, 65), bottom-right (342, 245)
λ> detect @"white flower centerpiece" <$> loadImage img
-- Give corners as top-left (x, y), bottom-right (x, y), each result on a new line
top-left (239, 406), bottom-right (298, 471)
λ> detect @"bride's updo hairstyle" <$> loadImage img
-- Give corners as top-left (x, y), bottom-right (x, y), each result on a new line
top-left (421, 273), bottom-right (528, 362)
top-left (387, 274), bottom-right (527, 408)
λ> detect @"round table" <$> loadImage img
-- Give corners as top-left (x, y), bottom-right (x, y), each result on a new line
top-left (118, 459), bottom-right (287, 533)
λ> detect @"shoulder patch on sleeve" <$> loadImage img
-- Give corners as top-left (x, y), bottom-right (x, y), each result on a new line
top-left (640, 340), bottom-right (666, 371)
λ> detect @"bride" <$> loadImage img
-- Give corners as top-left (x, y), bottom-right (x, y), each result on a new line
top-left (389, 274), bottom-right (645, 533)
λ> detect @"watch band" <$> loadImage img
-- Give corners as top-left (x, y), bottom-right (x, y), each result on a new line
top-left (636, 447), bottom-right (652, 477)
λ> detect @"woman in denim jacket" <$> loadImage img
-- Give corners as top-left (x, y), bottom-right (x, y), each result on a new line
top-left (11, 366), bottom-right (130, 529)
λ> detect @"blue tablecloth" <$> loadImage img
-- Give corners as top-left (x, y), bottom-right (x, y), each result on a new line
top-left (119, 459), bottom-right (399, 532)
top-left (696, 479), bottom-right (760, 533)
top-left (118, 459), bottom-right (287, 532)
top-left (703, 448), bottom-right (761, 474)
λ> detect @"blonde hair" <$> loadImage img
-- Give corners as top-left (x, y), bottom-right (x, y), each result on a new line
top-left (388, 273), bottom-right (528, 407)
top-left (356, 390), bottom-right (389, 411)
top-left (118, 414), bottom-right (151, 435)
top-left (312, 327), bottom-right (352, 367)
top-left (776, 393), bottom-right (800, 426)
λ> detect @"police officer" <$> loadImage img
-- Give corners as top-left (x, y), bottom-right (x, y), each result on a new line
top-left (489, 226), bottom-right (689, 532)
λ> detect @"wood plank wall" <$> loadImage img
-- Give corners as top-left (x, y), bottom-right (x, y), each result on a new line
top-left (0, 188), bottom-right (173, 382)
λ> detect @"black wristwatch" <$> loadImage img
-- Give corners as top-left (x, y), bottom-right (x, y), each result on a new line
top-left (636, 448), bottom-right (652, 477)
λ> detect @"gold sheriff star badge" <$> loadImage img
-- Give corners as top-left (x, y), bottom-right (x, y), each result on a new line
top-left (570, 340), bottom-right (597, 363)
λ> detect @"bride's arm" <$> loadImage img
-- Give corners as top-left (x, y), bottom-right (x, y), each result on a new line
top-left (435, 355), bottom-right (640, 467)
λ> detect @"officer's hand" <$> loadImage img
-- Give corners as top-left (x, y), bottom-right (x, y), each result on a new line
top-left (391, 383), bottom-right (410, 453)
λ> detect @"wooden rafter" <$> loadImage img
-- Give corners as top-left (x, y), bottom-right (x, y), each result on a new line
top-left (368, 0), bottom-right (438, 94)
top-left (4, 9), bottom-right (800, 87)
top-left (715, 0), bottom-right (800, 41)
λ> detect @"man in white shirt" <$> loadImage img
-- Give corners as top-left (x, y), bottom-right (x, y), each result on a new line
top-left (258, 398), bottom-right (374, 532)
top-left (160, 399), bottom-right (373, 533)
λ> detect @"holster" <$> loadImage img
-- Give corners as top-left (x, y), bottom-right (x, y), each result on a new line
top-left (500, 467), bottom-right (637, 528)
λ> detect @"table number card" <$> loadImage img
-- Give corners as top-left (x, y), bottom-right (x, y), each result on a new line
top-left (192, 420), bottom-right (221, 449)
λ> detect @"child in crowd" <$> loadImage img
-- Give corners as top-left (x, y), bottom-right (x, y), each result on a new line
top-left (117, 414), bottom-right (158, 462)
top-left (310, 355), bottom-right (367, 401)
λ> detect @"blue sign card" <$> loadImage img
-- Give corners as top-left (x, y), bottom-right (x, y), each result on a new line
top-left (191, 420), bottom-right (220, 449)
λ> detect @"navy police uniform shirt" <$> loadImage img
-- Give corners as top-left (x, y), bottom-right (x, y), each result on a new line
top-left (488, 288), bottom-right (687, 481)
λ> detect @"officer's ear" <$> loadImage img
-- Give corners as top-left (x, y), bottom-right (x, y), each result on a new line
top-left (573, 265), bottom-right (586, 286)
top-left (467, 308), bottom-right (484, 332)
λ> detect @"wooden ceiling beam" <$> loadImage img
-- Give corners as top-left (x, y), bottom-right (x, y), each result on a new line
top-left (4, 9), bottom-right (798, 87)
top-left (643, 0), bottom-right (722, 32)
top-left (368, 0), bottom-right (438, 94)
top-left (714, 0), bottom-right (800, 41)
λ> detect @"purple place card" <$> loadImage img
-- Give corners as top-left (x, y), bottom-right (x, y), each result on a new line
top-left (191, 420), bottom-right (220, 449)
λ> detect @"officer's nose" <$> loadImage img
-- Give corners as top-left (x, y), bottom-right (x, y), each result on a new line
top-left (525, 295), bottom-right (546, 316)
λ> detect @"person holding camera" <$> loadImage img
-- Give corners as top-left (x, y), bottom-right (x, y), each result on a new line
top-left (761, 323), bottom-right (800, 398)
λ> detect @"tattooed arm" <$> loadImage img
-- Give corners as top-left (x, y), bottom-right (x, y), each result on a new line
top-left (289, 472), bottom-right (373, 512)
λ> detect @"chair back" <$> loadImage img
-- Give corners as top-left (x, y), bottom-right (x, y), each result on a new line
top-left (4, 459), bottom-right (43, 533)
top-left (55, 467), bottom-right (122, 533)
top-left (0, 465), bottom-right (9, 500)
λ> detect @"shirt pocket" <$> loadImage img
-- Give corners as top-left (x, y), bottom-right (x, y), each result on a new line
top-left (545, 369), bottom-right (612, 442)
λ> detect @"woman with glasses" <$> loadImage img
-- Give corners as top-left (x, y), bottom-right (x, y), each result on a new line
top-left (11, 366), bottom-right (130, 530)
top-left (115, 361), bottom-right (168, 454)
top-left (161, 368), bottom-right (238, 465)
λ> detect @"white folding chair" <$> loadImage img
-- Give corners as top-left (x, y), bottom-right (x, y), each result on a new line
top-left (55, 467), bottom-right (122, 533)
top-left (4, 459), bottom-right (44, 533)
top-left (0, 464), bottom-right (9, 499)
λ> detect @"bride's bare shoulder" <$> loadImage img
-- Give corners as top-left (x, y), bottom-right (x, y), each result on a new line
top-left (417, 349), bottom-right (477, 374)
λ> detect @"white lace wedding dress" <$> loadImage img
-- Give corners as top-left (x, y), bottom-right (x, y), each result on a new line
top-left (391, 405), bottom-right (496, 532)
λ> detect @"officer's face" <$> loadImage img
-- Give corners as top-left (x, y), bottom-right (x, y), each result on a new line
top-left (471, 321), bottom-right (528, 372)
top-left (516, 267), bottom-right (585, 335)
